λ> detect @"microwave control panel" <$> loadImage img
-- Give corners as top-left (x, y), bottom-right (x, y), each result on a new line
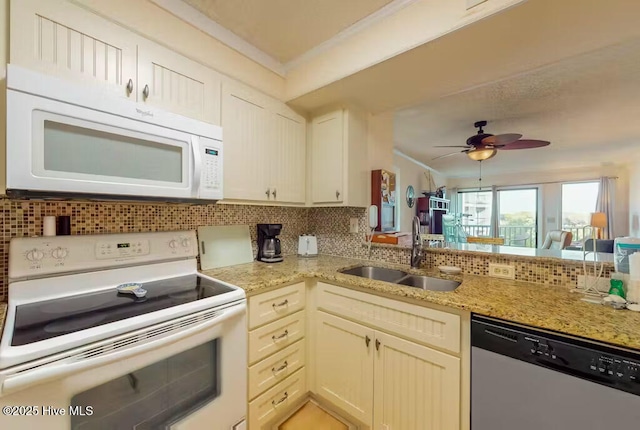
top-left (199, 137), bottom-right (223, 200)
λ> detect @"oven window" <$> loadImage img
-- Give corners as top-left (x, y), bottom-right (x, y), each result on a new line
top-left (70, 339), bottom-right (220, 429)
top-left (43, 120), bottom-right (183, 183)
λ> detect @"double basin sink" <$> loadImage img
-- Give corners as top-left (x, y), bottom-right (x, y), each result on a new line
top-left (339, 266), bottom-right (460, 292)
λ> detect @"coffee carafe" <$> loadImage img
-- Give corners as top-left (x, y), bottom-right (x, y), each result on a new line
top-left (257, 224), bottom-right (283, 263)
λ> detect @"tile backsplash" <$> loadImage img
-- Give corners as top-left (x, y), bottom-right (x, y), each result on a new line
top-left (0, 201), bottom-right (612, 300)
top-left (0, 198), bottom-right (307, 300)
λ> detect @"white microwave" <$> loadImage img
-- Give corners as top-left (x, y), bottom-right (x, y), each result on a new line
top-left (6, 65), bottom-right (223, 203)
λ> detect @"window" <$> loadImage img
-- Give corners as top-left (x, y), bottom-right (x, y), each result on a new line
top-left (561, 182), bottom-right (600, 241)
top-left (458, 191), bottom-right (493, 237)
top-left (497, 188), bottom-right (538, 247)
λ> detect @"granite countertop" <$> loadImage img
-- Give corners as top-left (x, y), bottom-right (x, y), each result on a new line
top-left (201, 255), bottom-right (640, 351)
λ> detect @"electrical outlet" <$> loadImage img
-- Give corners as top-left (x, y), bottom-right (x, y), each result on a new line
top-left (349, 218), bottom-right (359, 234)
top-left (489, 263), bottom-right (515, 280)
top-left (577, 275), bottom-right (611, 293)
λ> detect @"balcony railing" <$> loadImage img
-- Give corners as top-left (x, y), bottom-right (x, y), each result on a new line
top-left (461, 224), bottom-right (537, 247)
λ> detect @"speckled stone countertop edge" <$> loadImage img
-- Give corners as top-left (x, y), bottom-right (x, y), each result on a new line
top-left (201, 255), bottom-right (640, 352)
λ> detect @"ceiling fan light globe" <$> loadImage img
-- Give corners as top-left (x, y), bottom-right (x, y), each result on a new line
top-left (466, 148), bottom-right (497, 161)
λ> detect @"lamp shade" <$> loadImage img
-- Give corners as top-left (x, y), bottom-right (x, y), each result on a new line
top-left (590, 212), bottom-right (607, 229)
top-left (466, 148), bottom-right (497, 161)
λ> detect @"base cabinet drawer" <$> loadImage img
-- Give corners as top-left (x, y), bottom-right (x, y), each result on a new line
top-left (248, 282), bottom-right (306, 329)
top-left (249, 310), bottom-right (305, 364)
top-left (249, 339), bottom-right (306, 400)
top-left (317, 282), bottom-right (461, 353)
top-left (248, 367), bottom-right (307, 430)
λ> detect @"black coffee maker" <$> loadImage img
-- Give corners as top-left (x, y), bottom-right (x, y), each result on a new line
top-left (257, 224), bottom-right (283, 263)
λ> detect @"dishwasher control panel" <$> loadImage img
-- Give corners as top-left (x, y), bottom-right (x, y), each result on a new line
top-left (472, 315), bottom-right (640, 396)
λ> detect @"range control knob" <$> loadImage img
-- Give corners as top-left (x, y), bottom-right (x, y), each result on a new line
top-left (26, 249), bottom-right (44, 262)
top-left (169, 240), bottom-right (178, 249)
top-left (51, 247), bottom-right (68, 259)
top-left (181, 238), bottom-right (191, 248)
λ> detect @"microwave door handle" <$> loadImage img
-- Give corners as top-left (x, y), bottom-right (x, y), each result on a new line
top-left (191, 136), bottom-right (202, 197)
top-left (0, 304), bottom-right (245, 396)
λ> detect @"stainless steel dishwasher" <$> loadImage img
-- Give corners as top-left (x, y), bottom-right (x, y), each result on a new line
top-left (472, 315), bottom-right (640, 429)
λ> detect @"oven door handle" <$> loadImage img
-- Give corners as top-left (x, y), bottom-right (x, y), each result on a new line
top-left (0, 303), bottom-right (245, 396)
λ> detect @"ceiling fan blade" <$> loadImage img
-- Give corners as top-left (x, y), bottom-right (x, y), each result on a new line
top-left (433, 145), bottom-right (471, 148)
top-left (500, 139), bottom-right (551, 150)
top-left (432, 150), bottom-right (467, 160)
top-left (482, 133), bottom-right (522, 146)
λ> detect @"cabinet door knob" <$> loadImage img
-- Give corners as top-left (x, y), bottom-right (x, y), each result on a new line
top-left (142, 84), bottom-right (150, 99)
top-left (336, 190), bottom-right (341, 200)
top-left (365, 335), bottom-right (371, 348)
top-left (375, 339), bottom-right (381, 351)
top-left (272, 189), bottom-right (277, 199)
top-left (126, 79), bottom-right (133, 95)
top-left (265, 188), bottom-right (270, 197)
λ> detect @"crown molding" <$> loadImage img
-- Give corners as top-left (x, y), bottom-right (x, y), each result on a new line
top-left (394, 148), bottom-right (445, 176)
top-left (283, 0), bottom-right (419, 72)
top-left (151, 0), bottom-right (418, 77)
top-left (150, 0), bottom-right (286, 76)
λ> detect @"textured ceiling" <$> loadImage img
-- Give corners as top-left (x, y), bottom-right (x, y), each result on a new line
top-left (182, 0), bottom-right (394, 63)
top-left (394, 39), bottom-right (640, 178)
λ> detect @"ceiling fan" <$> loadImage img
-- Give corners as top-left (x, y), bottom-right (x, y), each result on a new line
top-left (433, 120), bottom-right (551, 161)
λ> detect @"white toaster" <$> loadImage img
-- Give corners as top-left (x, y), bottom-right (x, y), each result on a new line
top-left (298, 234), bottom-right (318, 257)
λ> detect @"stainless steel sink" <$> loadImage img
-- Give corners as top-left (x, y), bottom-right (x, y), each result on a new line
top-left (339, 266), bottom-right (407, 283)
top-left (396, 275), bottom-right (460, 292)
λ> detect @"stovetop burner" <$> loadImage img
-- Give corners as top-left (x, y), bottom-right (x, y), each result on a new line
top-left (11, 274), bottom-right (235, 346)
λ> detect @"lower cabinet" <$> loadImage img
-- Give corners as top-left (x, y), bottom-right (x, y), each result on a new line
top-left (315, 310), bottom-right (461, 430)
top-left (374, 331), bottom-right (460, 430)
top-left (248, 281), bottom-right (466, 429)
top-left (315, 311), bottom-right (374, 426)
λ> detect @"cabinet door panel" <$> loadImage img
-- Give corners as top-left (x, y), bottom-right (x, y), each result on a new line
top-left (374, 332), bottom-right (460, 430)
top-left (311, 111), bottom-right (344, 203)
top-left (272, 111), bottom-right (306, 204)
top-left (315, 311), bottom-right (374, 426)
top-left (137, 41), bottom-right (221, 123)
top-left (11, 0), bottom-right (137, 99)
top-left (221, 84), bottom-right (271, 201)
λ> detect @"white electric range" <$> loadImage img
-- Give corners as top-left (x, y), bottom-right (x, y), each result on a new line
top-left (0, 231), bottom-right (247, 430)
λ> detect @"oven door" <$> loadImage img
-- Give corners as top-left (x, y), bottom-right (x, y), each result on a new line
top-left (0, 302), bottom-right (247, 430)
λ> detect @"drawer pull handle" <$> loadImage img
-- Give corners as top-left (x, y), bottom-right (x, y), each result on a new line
top-left (375, 339), bottom-right (381, 351)
top-left (142, 84), bottom-right (150, 99)
top-left (272, 330), bottom-right (289, 341)
top-left (272, 391), bottom-right (288, 407)
top-left (126, 78), bottom-right (133, 94)
top-left (365, 336), bottom-right (371, 348)
top-left (272, 360), bottom-right (288, 374)
top-left (272, 299), bottom-right (289, 309)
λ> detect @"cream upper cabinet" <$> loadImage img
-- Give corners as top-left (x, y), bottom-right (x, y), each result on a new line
top-left (222, 82), bottom-right (271, 202)
top-left (271, 109), bottom-right (306, 204)
top-left (137, 40), bottom-right (221, 124)
top-left (222, 81), bottom-right (306, 205)
top-left (11, 0), bottom-right (221, 124)
top-left (373, 331), bottom-right (461, 430)
top-left (11, 0), bottom-right (137, 99)
top-left (310, 109), bottom-right (369, 207)
top-left (315, 311), bottom-right (374, 427)
top-left (311, 111), bottom-right (344, 204)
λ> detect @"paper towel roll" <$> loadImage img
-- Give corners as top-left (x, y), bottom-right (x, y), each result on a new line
top-left (630, 253), bottom-right (640, 280)
top-left (627, 279), bottom-right (640, 304)
top-left (43, 216), bottom-right (56, 237)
